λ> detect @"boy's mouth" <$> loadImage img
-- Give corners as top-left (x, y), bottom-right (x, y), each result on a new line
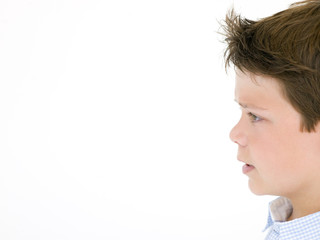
top-left (242, 164), bottom-right (255, 174)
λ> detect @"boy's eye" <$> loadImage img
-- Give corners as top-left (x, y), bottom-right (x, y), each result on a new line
top-left (247, 112), bottom-right (262, 122)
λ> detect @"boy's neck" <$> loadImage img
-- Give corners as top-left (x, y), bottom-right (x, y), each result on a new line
top-left (287, 190), bottom-right (320, 221)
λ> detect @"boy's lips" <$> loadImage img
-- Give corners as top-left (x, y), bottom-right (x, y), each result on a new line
top-left (237, 158), bottom-right (255, 174)
top-left (242, 163), bottom-right (255, 174)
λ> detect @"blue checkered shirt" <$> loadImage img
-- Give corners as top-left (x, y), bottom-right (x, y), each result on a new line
top-left (264, 197), bottom-right (320, 240)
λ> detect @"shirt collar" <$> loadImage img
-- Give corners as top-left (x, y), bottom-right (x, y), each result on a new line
top-left (263, 197), bottom-right (293, 231)
top-left (263, 197), bottom-right (320, 239)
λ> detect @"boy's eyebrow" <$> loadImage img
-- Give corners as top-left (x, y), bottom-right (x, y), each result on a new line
top-left (234, 99), bottom-right (268, 110)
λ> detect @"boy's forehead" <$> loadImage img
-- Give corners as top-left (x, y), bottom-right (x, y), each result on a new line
top-left (234, 70), bottom-right (287, 109)
top-left (235, 70), bottom-right (282, 92)
top-left (235, 69), bottom-right (269, 86)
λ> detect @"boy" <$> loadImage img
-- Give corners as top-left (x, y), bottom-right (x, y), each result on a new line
top-left (222, 0), bottom-right (320, 239)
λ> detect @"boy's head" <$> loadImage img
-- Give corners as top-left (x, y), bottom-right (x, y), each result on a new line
top-left (223, 0), bottom-right (320, 132)
top-left (223, 1), bottom-right (320, 198)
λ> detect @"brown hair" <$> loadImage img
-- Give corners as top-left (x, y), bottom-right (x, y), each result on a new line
top-left (222, 0), bottom-right (320, 132)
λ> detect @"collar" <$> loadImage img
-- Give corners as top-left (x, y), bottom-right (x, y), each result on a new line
top-left (263, 197), bottom-right (293, 231)
top-left (263, 197), bottom-right (320, 239)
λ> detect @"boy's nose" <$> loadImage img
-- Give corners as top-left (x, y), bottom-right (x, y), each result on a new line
top-left (229, 121), bottom-right (247, 147)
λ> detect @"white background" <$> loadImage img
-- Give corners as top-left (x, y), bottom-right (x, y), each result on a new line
top-left (1, 0), bottom-right (294, 239)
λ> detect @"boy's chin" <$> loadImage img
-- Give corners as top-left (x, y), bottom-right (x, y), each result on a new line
top-left (248, 180), bottom-right (271, 196)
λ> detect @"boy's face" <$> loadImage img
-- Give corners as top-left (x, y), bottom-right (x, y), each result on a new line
top-left (230, 70), bottom-right (320, 197)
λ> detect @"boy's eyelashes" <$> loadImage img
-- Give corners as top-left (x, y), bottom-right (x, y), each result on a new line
top-left (237, 106), bottom-right (264, 123)
top-left (247, 112), bottom-right (262, 123)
